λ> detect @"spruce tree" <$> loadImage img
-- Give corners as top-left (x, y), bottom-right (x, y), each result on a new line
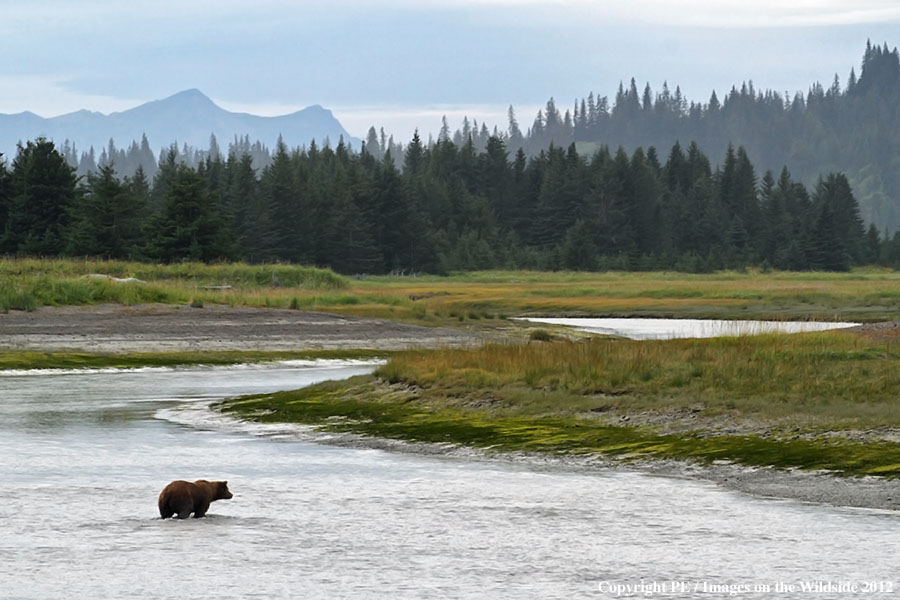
top-left (261, 140), bottom-right (303, 262)
top-left (813, 173), bottom-right (866, 264)
top-left (145, 164), bottom-right (232, 262)
top-left (0, 155), bottom-right (9, 251)
top-left (807, 202), bottom-right (850, 271)
top-left (3, 138), bottom-right (78, 256)
top-left (66, 164), bottom-right (145, 258)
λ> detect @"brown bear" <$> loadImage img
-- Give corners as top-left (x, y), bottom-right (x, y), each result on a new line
top-left (158, 479), bottom-right (233, 519)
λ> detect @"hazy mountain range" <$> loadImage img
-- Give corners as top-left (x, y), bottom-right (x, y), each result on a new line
top-left (0, 89), bottom-right (359, 160)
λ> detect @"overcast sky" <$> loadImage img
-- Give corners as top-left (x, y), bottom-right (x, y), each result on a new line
top-left (2, 0), bottom-right (898, 141)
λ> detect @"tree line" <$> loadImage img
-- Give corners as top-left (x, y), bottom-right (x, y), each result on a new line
top-left (510, 40), bottom-right (900, 234)
top-left (53, 41), bottom-right (900, 238)
top-left (1, 133), bottom-right (898, 273)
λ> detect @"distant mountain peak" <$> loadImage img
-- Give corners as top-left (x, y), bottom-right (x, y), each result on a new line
top-left (160, 88), bottom-right (217, 106)
top-left (0, 89), bottom-right (360, 160)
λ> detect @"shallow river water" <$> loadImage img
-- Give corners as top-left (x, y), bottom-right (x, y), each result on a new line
top-left (519, 318), bottom-right (860, 340)
top-left (1, 362), bottom-right (896, 599)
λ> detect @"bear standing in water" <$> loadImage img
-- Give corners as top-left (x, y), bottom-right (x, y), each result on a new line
top-left (158, 480), bottom-right (233, 519)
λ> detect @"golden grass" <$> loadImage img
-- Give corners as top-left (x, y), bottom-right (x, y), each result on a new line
top-left (346, 268), bottom-right (900, 323)
top-left (3, 259), bottom-right (899, 326)
top-left (376, 331), bottom-right (900, 428)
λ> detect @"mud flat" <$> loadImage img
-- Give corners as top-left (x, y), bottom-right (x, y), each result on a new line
top-left (0, 303), bottom-right (476, 353)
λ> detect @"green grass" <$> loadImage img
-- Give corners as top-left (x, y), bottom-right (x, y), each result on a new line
top-left (0, 349), bottom-right (387, 371)
top-left (7, 258), bottom-right (899, 476)
top-left (0, 259), bottom-right (348, 313)
top-left (218, 375), bottom-right (900, 477)
top-left (216, 329), bottom-right (900, 477)
top-left (375, 332), bottom-right (900, 426)
top-left (0, 258), bottom-right (348, 288)
top-left (3, 260), bottom-right (900, 327)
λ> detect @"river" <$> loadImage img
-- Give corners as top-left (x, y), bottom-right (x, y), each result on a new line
top-left (518, 317), bottom-right (860, 340)
top-left (0, 362), bottom-right (896, 599)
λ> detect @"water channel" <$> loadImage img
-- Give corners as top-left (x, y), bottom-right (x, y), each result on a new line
top-left (519, 317), bottom-right (860, 340)
top-left (1, 359), bottom-right (896, 598)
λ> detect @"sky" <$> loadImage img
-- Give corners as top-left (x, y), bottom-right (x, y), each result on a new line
top-left (2, 0), bottom-right (899, 142)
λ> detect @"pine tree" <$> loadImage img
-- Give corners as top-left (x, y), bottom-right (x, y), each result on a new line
top-left (0, 155), bottom-right (9, 250)
top-left (813, 173), bottom-right (866, 264)
top-left (66, 164), bottom-right (145, 258)
top-left (322, 158), bottom-right (381, 274)
top-left (864, 223), bottom-right (882, 264)
top-left (365, 126), bottom-right (382, 160)
top-left (145, 164), bottom-right (233, 262)
top-left (261, 140), bottom-right (303, 262)
top-left (3, 138), bottom-right (78, 256)
top-left (585, 147), bottom-right (630, 257)
top-left (479, 136), bottom-right (512, 224)
top-left (807, 202), bottom-right (850, 271)
top-left (225, 153), bottom-right (274, 262)
top-left (404, 131), bottom-right (425, 174)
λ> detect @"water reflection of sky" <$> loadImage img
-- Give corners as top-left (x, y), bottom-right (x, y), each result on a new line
top-left (518, 318), bottom-right (860, 340)
top-left (0, 362), bottom-right (896, 599)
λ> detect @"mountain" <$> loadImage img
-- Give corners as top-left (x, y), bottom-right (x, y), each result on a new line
top-left (0, 89), bottom-right (360, 160)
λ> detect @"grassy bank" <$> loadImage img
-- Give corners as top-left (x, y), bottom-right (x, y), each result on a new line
top-left (219, 331), bottom-right (900, 477)
top-left (348, 269), bottom-right (900, 324)
top-left (3, 259), bottom-right (900, 325)
top-left (6, 258), bottom-right (899, 475)
top-left (0, 259), bottom-right (349, 312)
top-left (378, 332), bottom-right (900, 426)
top-left (0, 349), bottom-right (387, 371)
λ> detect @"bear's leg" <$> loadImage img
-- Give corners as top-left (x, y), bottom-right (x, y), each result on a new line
top-left (193, 501), bottom-right (210, 518)
top-left (159, 505), bottom-right (175, 519)
top-left (171, 499), bottom-right (194, 519)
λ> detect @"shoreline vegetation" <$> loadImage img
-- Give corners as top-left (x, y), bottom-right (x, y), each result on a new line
top-left (3, 259), bottom-right (900, 324)
top-left (217, 331), bottom-right (900, 480)
top-left (3, 259), bottom-right (900, 506)
top-left (0, 349), bottom-right (387, 371)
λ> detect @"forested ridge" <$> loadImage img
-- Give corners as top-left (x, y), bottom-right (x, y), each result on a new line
top-left (2, 131), bottom-right (896, 273)
top-left (47, 41), bottom-right (900, 236)
top-left (516, 40), bottom-right (900, 233)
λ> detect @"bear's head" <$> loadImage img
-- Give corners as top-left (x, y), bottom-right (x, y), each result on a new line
top-left (216, 481), bottom-right (233, 500)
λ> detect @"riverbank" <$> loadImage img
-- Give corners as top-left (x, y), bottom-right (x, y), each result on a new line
top-left (3, 259), bottom-right (899, 510)
top-left (0, 303), bottom-right (477, 356)
top-left (214, 377), bottom-right (900, 511)
top-left (217, 324), bottom-right (900, 510)
top-left (4, 259), bottom-right (900, 325)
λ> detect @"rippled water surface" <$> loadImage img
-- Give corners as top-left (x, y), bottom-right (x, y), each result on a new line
top-left (1, 362), bottom-right (896, 599)
top-left (519, 317), bottom-right (860, 340)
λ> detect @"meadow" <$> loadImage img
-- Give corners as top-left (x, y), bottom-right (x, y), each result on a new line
top-left (220, 330), bottom-right (900, 477)
top-left (3, 259), bottom-right (900, 326)
top-left (5, 258), bottom-right (900, 475)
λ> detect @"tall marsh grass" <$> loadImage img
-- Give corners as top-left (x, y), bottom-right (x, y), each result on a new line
top-left (350, 268), bottom-right (900, 323)
top-left (3, 259), bottom-right (899, 324)
top-left (0, 258), bottom-right (347, 288)
top-left (377, 332), bottom-right (900, 426)
top-left (0, 258), bottom-right (348, 312)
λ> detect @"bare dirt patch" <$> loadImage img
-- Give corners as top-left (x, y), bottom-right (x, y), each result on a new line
top-left (847, 319), bottom-right (900, 342)
top-left (0, 303), bottom-right (477, 353)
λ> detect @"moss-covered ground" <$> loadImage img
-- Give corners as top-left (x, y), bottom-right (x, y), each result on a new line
top-left (218, 372), bottom-right (900, 478)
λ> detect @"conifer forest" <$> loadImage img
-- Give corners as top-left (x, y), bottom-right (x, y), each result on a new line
top-left (2, 42), bottom-right (900, 274)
